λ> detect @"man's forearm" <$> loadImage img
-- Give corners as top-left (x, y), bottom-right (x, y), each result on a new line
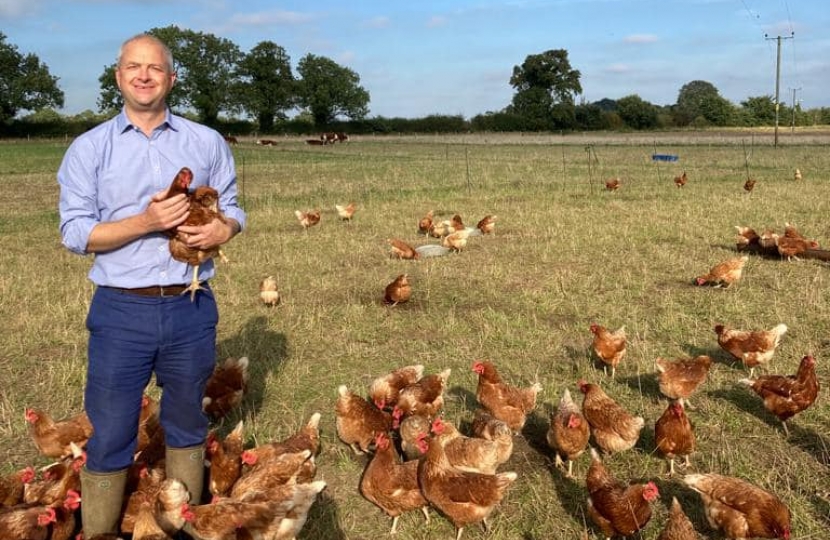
top-left (85, 215), bottom-right (153, 253)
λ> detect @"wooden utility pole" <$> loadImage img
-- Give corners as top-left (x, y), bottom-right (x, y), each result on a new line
top-left (790, 87), bottom-right (801, 132)
top-left (765, 32), bottom-right (794, 147)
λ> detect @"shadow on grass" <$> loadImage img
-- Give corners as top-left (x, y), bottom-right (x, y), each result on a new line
top-left (298, 490), bottom-right (348, 540)
top-left (446, 384), bottom-right (478, 416)
top-left (787, 422), bottom-right (830, 468)
top-left (707, 385), bottom-right (779, 429)
top-left (616, 373), bottom-right (662, 402)
top-left (217, 315), bottom-right (288, 425)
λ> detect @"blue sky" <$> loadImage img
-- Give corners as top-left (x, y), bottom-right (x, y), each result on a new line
top-left (3, 0), bottom-right (828, 119)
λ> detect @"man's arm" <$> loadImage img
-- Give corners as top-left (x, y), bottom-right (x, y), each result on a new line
top-left (86, 192), bottom-right (190, 253)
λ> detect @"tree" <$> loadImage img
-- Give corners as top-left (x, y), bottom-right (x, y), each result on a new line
top-left (508, 49), bottom-right (582, 130)
top-left (296, 54), bottom-right (370, 125)
top-left (674, 80), bottom-right (735, 126)
top-left (236, 41), bottom-right (295, 132)
top-left (0, 32), bottom-right (64, 125)
top-left (741, 95), bottom-right (776, 125)
top-left (97, 26), bottom-right (242, 125)
top-left (616, 95), bottom-right (658, 130)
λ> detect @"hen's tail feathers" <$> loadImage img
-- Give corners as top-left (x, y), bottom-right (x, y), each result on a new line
top-left (738, 378), bottom-right (755, 387)
top-left (772, 323), bottom-right (788, 339)
top-left (415, 244), bottom-right (451, 258)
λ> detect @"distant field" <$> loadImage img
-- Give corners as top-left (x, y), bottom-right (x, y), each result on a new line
top-left (1, 131), bottom-right (828, 539)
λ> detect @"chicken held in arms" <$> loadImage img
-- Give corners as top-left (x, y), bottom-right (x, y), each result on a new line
top-left (164, 167), bottom-right (229, 301)
top-left (739, 354), bottom-right (819, 437)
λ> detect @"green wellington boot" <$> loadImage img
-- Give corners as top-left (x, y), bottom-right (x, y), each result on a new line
top-left (166, 444), bottom-right (207, 503)
top-left (79, 467), bottom-right (129, 537)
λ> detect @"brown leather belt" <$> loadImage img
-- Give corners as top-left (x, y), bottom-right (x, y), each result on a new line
top-left (105, 284), bottom-right (190, 297)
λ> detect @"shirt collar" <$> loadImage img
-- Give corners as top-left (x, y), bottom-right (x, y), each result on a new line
top-left (116, 108), bottom-right (178, 134)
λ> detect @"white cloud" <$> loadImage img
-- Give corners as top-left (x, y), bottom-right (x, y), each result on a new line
top-left (0, 0), bottom-right (38, 18)
top-left (623, 34), bottom-right (658, 44)
top-left (224, 9), bottom-right (316, 29)
top-left (363, 16), bottom-right (390, 29)
top-left (606, 63), bottom-right (631, 73)
top-left (426, 15), bottom-right (448, 28)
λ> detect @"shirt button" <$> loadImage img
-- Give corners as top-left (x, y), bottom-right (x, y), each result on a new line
top-left (160, 271), bottom-right (167, 277)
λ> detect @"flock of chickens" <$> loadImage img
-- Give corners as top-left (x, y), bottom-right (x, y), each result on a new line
top-left (284, 207), bottom-right (498, 308)
top-left (604, 168), bottom-right (803, 194)
top-left (1, 354), bottom-right (333, 540)
top-left (3, 165), bottom-right (823, 540)
top-left (331, 315), bottom-right (818, 540)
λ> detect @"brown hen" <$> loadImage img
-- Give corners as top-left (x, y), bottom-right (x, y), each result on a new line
top-left (202, 356), bottom-right (249, 421)
top-left (739, 354), bottom-right (819, 436)
top-left (417, 429), bottom-right (517, 540)
top-left (384, 274), bottom-right (412, 306)
top-left (433, 417), bottom-right (512, 475)
top-left (164, 167), bottom-right (229, 301)
top-left (396, 368), bottom-right (451, 418)
top-left (335, 385), bottom-right (393, 454)
top-left (683, 473), bottom-right (791, 539)
top-left (387, 238), bottom-right (420, 260)
top-left (369, 364), bottom-right (424, 409)
top-left (657, 496), bottom-right (700, 540)
top-left (294, 208), bottom-right (321, 231)
top-left (578, 380), bottom-right (644, 454)
top-left (715, 323), bottom-right (787, 377)
top-left (655, 355), bottom-right (712, 409)
top-left (694, 255), bottom-right (748, 288)
top-left (206, 420), bottom-right (245, 497)
top-left (546, 388), bottom-right (590, 478)
top-left (472, 360), bottom-right (542, 432)
top-left (590, 324), bottom-right (627, 378)
top-left (586, 447), bottom-right (659, 539)
top-left (24, 407), bottom-right (93, 459)
top-left (654, 400), bottom-right (695, 476)
top-left (359, 432), bottom-right (429, 534)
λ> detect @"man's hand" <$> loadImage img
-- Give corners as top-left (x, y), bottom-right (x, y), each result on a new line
top-left (177, 219), bottom-right (237, 249)
top-left (144, 190), bottom-right (189, 233)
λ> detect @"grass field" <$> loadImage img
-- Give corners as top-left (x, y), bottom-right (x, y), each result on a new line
top-left (1, 130), bottom-right (829, 539)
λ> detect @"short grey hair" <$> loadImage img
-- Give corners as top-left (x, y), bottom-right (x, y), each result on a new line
top-left (117, 33), bottom-right (175, 73)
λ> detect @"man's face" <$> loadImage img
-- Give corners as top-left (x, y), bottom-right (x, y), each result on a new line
top-left (115, 37), bottom-right (176, 114)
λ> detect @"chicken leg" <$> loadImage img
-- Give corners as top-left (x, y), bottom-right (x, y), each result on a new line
top-left (182, 265), bottom-right (204, 302)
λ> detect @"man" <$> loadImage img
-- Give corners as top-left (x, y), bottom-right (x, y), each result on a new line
top-left (57, 33), bottom-right (245, 537)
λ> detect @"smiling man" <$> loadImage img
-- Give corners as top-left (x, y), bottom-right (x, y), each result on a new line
top-left (57, 33), bottom-right (246, 537)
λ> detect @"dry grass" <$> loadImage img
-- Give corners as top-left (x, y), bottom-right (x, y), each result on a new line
top-left (1, 130), bottom-right (829, 539)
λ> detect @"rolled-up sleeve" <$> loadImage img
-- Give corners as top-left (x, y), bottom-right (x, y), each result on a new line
top-left (58, 139), bottom-right (100, 255)
top-left (211, 137), bottom-right (247, 232)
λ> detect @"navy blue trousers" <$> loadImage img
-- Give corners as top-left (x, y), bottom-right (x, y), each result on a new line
top-left (84, 285), bottom-right (218, 472)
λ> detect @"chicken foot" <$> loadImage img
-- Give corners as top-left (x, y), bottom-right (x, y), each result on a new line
top-left (182, 265), bottom-right (205, 302)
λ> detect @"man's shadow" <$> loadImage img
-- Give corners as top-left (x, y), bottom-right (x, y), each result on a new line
top-left (216, 315), bottom-right (287, 421)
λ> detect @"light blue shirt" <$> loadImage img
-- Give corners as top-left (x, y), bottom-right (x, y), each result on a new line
top-left (58, 109), bottom-right (247, 288)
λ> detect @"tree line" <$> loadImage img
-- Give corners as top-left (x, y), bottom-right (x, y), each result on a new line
top-left (2, 30), bottom-right (829, 137)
